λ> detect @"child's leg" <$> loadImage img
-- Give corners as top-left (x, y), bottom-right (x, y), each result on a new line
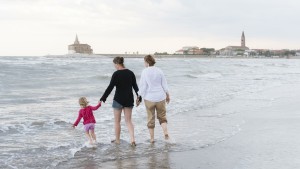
top-left (85, 131), bottom-right (93, 144)
top-left (90, 130), bottom-right (96, 142)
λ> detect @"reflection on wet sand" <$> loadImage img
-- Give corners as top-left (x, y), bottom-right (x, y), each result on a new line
top-left (57, 142), bottom-right (172, 169)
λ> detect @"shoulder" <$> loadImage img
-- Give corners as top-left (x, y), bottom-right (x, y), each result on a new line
top-left (125, 69), bottom-right (135, 76)
top-left (113, 70), bottom-right (120, 75)
top-left (141, 68), bottom-right (149, 76)
top-left (126, 69), bottom-right (134, 73)
top-left (155, 67), bottom-right (164, 74)
top-left (112, 70), bottom-right (120, 77)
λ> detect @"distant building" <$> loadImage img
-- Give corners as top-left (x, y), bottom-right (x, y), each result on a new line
top-left (220, 31), bottom-right (249, 56)
top-left (175, 46), bottom-right (203, 55)
top-left (68, 35), bottom-right (93, 54)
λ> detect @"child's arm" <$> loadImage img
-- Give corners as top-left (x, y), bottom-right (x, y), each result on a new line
top-left (91, 101), bottom-right (101, 111)
top-left (73, 111), bottom-right (83, 127)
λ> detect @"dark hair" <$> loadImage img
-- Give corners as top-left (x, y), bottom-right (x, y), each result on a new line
top-left (144, 55), bottom-right (156, 66)
top-left (113, 57), bottom-right (124, 67)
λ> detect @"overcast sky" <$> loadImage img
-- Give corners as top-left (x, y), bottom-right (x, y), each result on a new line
top-left (0, 0), bottom-right (299, 56)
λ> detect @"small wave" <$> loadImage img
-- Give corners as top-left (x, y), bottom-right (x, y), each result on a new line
top-left (234, 63), bottom-right (251, 67)
top-left (184, 73), bottom-right (223, 79)
top-left (185, 74), bottom-right (200, 78)
top-left (94, 73), bottom-right (112, 80)
top-left (0, 119), bottom-right (70, 135)
top-left (201, 73), bottom-right (223, 79)
top-left (196, 111), bottom-right (238, 118)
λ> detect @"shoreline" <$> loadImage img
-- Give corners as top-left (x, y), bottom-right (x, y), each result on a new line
top-left (168, 83), bottom-right (300, 169)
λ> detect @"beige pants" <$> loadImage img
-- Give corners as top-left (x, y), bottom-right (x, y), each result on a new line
top-left (144, 99), bottom-right (167, 129)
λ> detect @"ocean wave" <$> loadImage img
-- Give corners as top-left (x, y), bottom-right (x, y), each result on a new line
top-left (94, 73), bottom-right (112, 79)
top-left (184, 73), bottom-right (223, 79)
top-left (185, 74), bottom-right (201, 78)
top-left (201, 73), bottom-right (223, 79)
top-left (0, 119), bottom-right (70, 135)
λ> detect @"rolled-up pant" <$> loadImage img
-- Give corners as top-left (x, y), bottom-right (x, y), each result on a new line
top-left (144, 99), bottom-right (167, 129)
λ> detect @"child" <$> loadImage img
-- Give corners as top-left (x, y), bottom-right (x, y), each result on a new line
top-left (73, 97), bottom-right (101, 145)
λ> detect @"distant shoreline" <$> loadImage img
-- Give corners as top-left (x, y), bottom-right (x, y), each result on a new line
top-left (97, 54), bottom-right (300, 59)
top-left (1, 54), bottom-right (299, 59)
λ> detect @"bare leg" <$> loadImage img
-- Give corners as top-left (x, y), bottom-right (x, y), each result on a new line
top-left (161, 123), bottom-right (169, 139)
top-left (85, 131), bottom-right (93, 144)
top-left (90, 130), bottom-right (97, 143)
top-left (124, 107), bottom-right (135, 144)
top-left (149, 128), bottom-right (155, 143)
top-left (113, 108), bottom-right (122, 144)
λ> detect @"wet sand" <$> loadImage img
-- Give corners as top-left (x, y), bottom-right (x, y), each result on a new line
top-left (169, 84), bottom-right (300, 169)
top-left (57, 84), bottom-right (300, 169)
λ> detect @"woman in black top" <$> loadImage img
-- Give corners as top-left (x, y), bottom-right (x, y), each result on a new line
top-left (100, 57), bottom-right (140, 146)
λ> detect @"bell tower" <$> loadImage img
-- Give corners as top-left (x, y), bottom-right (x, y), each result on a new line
top-left (241, 31), bottom-right (245, 47)
top-left (74, 34), bottom-right (80, 44)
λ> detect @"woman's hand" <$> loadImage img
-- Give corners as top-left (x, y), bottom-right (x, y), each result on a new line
top-left (136, 95), bottom-right (142, 107)
top-left (166, 93), bottom-right (170, 104)
top-left (136, 98), bottom-right (141, 107)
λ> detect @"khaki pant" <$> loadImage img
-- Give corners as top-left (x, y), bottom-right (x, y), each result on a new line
top-left (144, 99), bottom-right (167, 129)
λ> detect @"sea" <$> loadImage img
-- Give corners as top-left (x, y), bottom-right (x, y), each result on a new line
top-left (1, 55), bottom-right (300, 168)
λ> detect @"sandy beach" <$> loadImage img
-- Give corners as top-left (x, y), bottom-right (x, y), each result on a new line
top-left (168, 84), bottom-right (300, 169)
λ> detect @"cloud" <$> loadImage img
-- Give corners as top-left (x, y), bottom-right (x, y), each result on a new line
top-left (0, 0), bottom-right (299, 55)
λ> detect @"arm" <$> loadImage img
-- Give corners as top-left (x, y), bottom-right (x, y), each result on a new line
top-left (73, 111), bottom-right (83, 127)
top-left (160, 69), bottom-right (170, 104)
top-left (100, 72), bottom-right (117, 102)
top-left (138, 69), bottom-right (147, 99)
top-left (132, 72), bottom-right (139, 97)
top-left (91, 101), bottom-right (101, 111)
top-left (166, 92), bottom-right (170, 104)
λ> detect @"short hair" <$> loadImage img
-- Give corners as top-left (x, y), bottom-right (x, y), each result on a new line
top-left (113, 56), bottom-right (124, 66)
top-left (144, 55), bottom-right (156, 66)
top-left (79, 97), bottom-right (88, 107)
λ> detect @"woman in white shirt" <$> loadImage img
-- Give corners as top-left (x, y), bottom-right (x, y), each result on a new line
top-left (138, 55), bottom-right (170, 143)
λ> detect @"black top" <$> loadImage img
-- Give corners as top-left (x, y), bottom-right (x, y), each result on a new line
top-left (100, 69), bottom-right (139, 107)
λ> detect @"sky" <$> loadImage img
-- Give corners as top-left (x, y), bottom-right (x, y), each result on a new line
top-left (0, 0), bottom-right (299, 56)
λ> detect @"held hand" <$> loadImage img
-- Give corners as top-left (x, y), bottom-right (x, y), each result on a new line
top-left (136, 99), bottom-right (141, 107)
top-left (72, 124), bottom-right (75, 129)
top-left (100, 98), bottom-right (106, 103)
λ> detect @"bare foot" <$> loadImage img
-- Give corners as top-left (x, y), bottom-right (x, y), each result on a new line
top-left (165, 134), bottom-right (169, 140)
top-left (111, 139), bottom-right (120, 144)
top-left (131, 141), bottom-right (136, 147)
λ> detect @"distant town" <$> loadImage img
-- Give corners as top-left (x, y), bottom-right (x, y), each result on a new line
top-left (68, 32), bottom-right (300, 58)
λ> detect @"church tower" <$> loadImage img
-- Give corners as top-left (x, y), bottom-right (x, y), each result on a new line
top-left (74, 34), bottom-right (80, 45)
top-left (68, 34), bottom-right (93, 54)
top-left (241, 31), bottom-right (245, 47)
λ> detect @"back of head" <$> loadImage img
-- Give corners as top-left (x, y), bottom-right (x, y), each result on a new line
top-left (144, 55), bottom-right (156, 66)
top-left (113, 56), bottom-right (124, 67)
top-left (79, 97), bottom-right (88, 108)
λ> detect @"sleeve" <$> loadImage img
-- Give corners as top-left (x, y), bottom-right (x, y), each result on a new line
top-left (138, 69), bottom-right (147, 98)
top-left (100, 72), bottom-right (117, 102)
top-left (91, 102), bottom-right (101, 111)
top-left (73, 111), bottom-right (83, 126)
top-left (160, 69), bottom-right (169, 93)
top-left (132, 72), bottom-right (139, 96)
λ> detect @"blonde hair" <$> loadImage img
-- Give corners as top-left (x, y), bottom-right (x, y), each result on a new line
top-left (79, 97), bottom-right (89, 108)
